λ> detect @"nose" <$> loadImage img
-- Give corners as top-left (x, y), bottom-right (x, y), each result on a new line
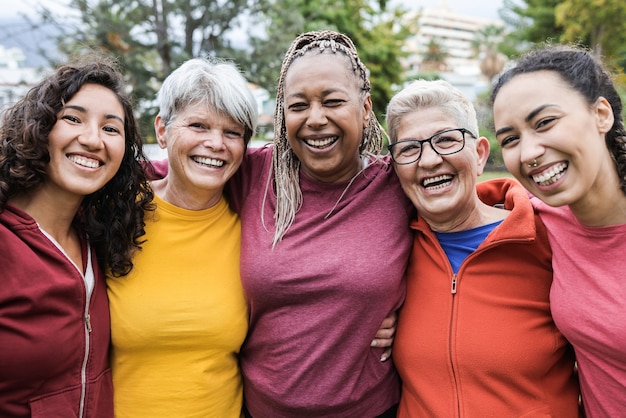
top-left (306, 102), bottom-right (328, 127)
top-left (77, 123), bottom-right (103, 150)
top-left (519, 134), bottom-right (545, 168)
top-left (202, 130), bottom-right (226, 150)
top-left (417, 141), bottom-right (442, 167)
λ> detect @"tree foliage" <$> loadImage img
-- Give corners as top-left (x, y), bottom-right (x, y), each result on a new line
top-left (500, 0), bottom-right (626, 67)
top-left (28, 0), bottom-right (409, 137)
top-left (243, 0), bottom-right (412, 122)
top-left (555, 0), bottom-right (626, 59)
top-left (30, 0), bottom-right (266, 137)
top-left (500, 0), bottom-right (562, 50)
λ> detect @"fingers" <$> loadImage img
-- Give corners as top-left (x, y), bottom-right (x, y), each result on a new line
top-left (381, 348), bottom-right (392, 362)
top-left (379, 311), bottom-right (398, 330)
top-left (374, 326), bottom-right (395, 340)
top-left (372, 310), bottom-right (399, 361)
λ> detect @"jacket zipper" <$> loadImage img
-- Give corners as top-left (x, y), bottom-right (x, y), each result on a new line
top-left (78, 249), bottom-right (93, 418)
top-left (445, 239), bottom-right (526, 417)
top-left (448, 272), bottom-right (460, 417)
top-left (37, 227), bottom-right (93, 418)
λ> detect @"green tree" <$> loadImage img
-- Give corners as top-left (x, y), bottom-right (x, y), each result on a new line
top-left (30, 0), bottom-right (266, 138)
top-left (471, 24), bottom-right (507, 83)
top-left (421, 39), bottom-right (448, 72)
top-left (243, 0), bottom-right (412, 121)
top-left (499, 0), bottom-right (563, 57)
top-left (500, 0), bottom-right (626, 65)
top-left (555, 0), bottom-right (626, 59)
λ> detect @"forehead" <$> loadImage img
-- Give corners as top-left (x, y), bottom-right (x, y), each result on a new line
top-left (284, 51), bottom-right (358, 91)
top-left (495, 71), bottom-right (576, 109)
top-left (173, 101), bottom-right (242, 126)
top-left (397, 107), bottom-right (458, 139)
top-left (493, 71), bottom-right (587, 123)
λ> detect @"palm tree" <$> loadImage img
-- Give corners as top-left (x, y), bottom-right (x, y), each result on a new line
top-left (472, 24), bottom-right (507, 82)
top-left (421, 38), bottom-right (448, 72)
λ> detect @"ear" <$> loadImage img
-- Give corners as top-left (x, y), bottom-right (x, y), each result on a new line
top-left (362, 93), bottom-right (373, 129)
top-left (154, 115), bottom-right (168, 149)
top-left (595, 96), bottom-right (614, 134)
top-left (475, 136), bottom-right (491, 176)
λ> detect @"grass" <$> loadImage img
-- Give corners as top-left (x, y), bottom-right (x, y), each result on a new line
top-left (480, 170), bottom-right (515, 182)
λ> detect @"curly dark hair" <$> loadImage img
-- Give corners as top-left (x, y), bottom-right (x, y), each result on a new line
top-left (0, 53), bottom-right (154, 277)
top-left (491, 44), bottom-right (626, 195)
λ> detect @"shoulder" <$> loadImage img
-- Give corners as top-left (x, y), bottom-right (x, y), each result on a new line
top-left (476, 177), bottom-right (531, 211)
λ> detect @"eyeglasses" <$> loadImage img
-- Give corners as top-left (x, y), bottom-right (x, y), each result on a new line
top-left (387, 128), bottom-right (475, 165)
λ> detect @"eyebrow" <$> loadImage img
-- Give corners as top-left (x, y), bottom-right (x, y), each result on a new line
top-left (495, 103), bottom-right (556, 137)
top-left (525, 104), bottom-right (555, 123)
top-left (64, 104), bottom-right (124, 124)
top-left (286, 87), bottom-right (347, 100)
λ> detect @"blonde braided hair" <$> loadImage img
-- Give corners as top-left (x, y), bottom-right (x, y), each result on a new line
top-left (268, 30), bottom-right (385, 247)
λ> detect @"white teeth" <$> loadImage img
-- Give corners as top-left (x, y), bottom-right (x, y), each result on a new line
top-left (532, 162), bottom-right (567, 186)
top-left (67, 155), bottom-right (100, 168)
top-left (305, 136), bottom-right (338, 148)
top-left (423, 174), bottom-right (453, 189)
top-left (193, 156), bottom-right (224, 168)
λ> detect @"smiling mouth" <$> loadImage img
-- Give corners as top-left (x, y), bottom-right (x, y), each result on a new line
top-left (304, 136), bottom-right (338, 149)
top-left (531, 162), bottom-right (567, 186)
top-left (67, 155), bottom-right (101, 168)
top-left (422, 174), bottom-right (453, 190)
top-left (192, 156), bottom-right (225, 168)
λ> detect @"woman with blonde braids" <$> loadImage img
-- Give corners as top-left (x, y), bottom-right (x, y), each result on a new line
top-left (228, 30), bottom-right (413, 417)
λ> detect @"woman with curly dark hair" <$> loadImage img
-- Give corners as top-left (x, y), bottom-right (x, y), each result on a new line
top-left (492, 44), bottom-right (626, 417)
top-left (0, 53), bottom-right (153, 417)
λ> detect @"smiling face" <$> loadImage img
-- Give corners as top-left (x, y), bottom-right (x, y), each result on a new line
top-left (493, 70), bottom-right (616, 211)
top-left (392, 107), bottom-right (489, 229)
top-left (45, 83), bottom-right (126, 202)
top-left (283, 52), bottom-right (371, 183)
top-left (155, 101), bottom-right (245, 209)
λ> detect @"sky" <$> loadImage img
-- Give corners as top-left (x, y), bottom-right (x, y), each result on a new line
top-left (2, 0), bottom-right (505, 21)
top-left (396, 0), bottom-right (504, 20)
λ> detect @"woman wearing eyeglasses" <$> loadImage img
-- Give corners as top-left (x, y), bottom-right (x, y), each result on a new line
top-left (386, 79), bottom-right (580, 417)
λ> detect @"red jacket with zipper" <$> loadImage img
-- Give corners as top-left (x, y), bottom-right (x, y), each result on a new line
top-left (0, 205), bottom-right (113, 417)
top-left (394, 179), bottom-right (580, 417)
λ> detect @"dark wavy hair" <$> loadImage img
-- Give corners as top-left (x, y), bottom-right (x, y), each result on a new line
top-left (491, 44), bottom-right (626, 195)
top-left (0, 53), bottom-right (154, 277)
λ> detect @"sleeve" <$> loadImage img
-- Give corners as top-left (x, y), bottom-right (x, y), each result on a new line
top-left (145, 159), bottom-right (169, 180)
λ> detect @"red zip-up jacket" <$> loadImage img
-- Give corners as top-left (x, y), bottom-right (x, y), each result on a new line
top-left (394, 178), bottom-right (580, 417)
top-left (0, 205), bottom-right (114, 417)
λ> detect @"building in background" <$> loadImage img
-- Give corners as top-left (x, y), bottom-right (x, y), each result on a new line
top-left (402, 6), bottom-right (505, 100)
top-left (0, 45), bottom-right (43, 110)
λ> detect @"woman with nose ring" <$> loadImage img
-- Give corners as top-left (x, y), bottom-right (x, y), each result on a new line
top-left (492, 44), bottom-right (626, 417)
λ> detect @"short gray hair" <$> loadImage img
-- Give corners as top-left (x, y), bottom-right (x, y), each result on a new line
top-left (386, 79), bottom-right (478, 143)
top-left (156, 57), bottom-right (258, 143)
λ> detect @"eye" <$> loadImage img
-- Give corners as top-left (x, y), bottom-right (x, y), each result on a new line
top-left (324, 99), bottom-right (344, 107)
top-left (188, 122), bottom-right (204, 129)
top-left (536, 117), bottom-right (557, 130)
top-left (103, 125), bottom-right (122, 134)
top-left (433, 135), bottom-right (461, 148)
top-left (499, 135), bottom-right (519, 148)
top-left (225, 129), bottom-right (244, 139)
top-left (287, 102), bottom-right (308, 111)
top-left (398, 142), bottom-right (421, 156)
top-left (62, 114), bottom-right (80, 123)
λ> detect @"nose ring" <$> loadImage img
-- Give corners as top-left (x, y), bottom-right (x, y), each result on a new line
top-left (527, 159), bottom-right (538, 168)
